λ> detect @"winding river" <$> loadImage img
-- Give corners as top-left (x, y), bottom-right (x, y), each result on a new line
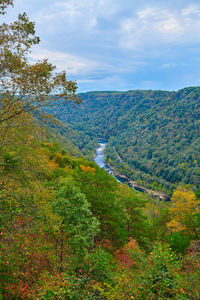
top-left (94, 140), bottom-right (115, 176)
top-left (94, 140), bottom-right (170, 201)
top-left (94, 141), bottom-right (131, 183)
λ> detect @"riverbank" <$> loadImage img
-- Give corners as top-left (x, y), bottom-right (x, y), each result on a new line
top-left (106, 163), bottom-right (170, 201)
top-left (94, 141), bottom-right (170, 201)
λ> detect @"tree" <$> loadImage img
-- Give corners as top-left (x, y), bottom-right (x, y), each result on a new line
top-left (0, 0), bottom-right (80, 148)
top-left (53, 183), bottom-right (99, 271)
top-left (0, 0), bottom-right (13, 14)
top-left (167, 186), bottom-right (200, 238)
top-left (116, 184), bottom-right (148, 248)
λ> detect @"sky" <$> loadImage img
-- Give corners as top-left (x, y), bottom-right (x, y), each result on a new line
top-left (2, 0), bottom-right (200, 92)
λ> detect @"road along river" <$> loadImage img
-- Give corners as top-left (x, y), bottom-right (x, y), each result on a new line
top-left (94, 140), bottom-right (170, 201)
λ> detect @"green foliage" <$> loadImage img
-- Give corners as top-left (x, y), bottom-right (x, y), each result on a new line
top-left (167, 232), bottom-right (190, 254)
top-left (82, 247), bottom-right (115, 284)
top-left (1, 2), bottom-right (200, 299)
top-left (53, 184), bottom-right (99, 260)
top-left (195, 187), bottom-right (200, 200)
top-left (116, 184), bottom-right (149, 249)
top-left (73, 161), bottom-right (129, 245)
top-left (2, 152), bottom-right (20, 172)
top-left (46, 88), bottom-right (200, 192)
top-left (1, 136), bottom-right (200, 299)
top-left (143, 243), bottom-right (182, 299)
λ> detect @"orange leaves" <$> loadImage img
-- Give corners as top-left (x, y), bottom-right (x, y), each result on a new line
top-left (48, 160), bottom-right (58, 171)
top-left (43, 142), bottom-right (53, 148)
top-left (126, 239), bottom-right (139, 250)
top-left (114, 239), bottom-right (140, 270)
top-left (80, 164), bottom-right (95, 174)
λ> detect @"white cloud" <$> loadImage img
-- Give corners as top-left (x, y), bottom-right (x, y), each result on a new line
top-left (77, 75), bottom-right (133, 91)
top-left (29, 47), bottom-right (145, 78)
top-left (159, 63), bottom-right (177, 69)
top-left (119, 5), bottom-right (200, 51)
top-left (5, 0), bottom-right (200, 91)
top-left (29, 48), bottom-right (99, 75)
top-left (181, 5), bottom-right (200, 16)
top-left (35, 0), bottom-right (119, 30)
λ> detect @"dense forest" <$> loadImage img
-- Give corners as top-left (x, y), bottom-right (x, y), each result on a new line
top-left (1, 1), bottom-right (200, 299)
top-left (45, 88), bottom-right (200, 194)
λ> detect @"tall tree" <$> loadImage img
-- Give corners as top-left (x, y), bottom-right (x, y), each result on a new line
top-left (0, 0), bottom-right (80, 148)
top-left (53, 184), bottom-right (99, 271)
top-left (167, 186), bottom-right (200, 238)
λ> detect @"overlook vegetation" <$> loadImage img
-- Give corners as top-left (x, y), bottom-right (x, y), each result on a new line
top-left (1, 1), bottom-right (200, 299)
top-left (1, 130), bottom-right (200, 299)
top-left (46, 88), bottom-right (200, 194)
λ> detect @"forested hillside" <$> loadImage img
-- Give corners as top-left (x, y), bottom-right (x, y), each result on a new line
top-left (34, 110), bottom-right (96, 159)
top-left (2, 127), bottom-right (200, 298)
top-left (1, 1), bottom-right (200, 299)
top-left (45, 88), bottom-right (200, 193)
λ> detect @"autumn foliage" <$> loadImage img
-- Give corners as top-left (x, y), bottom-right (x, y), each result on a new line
top-left (1, 1), bottom-right (200, 299)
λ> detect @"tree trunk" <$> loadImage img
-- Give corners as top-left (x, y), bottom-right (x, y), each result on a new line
top-left (60, 226), bottom-right (64, 272)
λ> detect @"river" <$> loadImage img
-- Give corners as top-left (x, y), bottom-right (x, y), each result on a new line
top-left (94, 140), bottom-right (170, 201)
top-left (94, 140), bottom-right (115, 175)
top-left (94, 141), bottom-right (131, 183)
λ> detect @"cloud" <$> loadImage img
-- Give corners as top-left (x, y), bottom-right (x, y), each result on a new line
top-left (119, 4), bottom-right (200, 51)
top-left (29, 47), bottom-right (145, 80)
top-left (77, 75), bottom-right (135, 92)
top-left (35, 0), bottom-right (120, 31)
top-left (3, 0), bottom-right (200, 91)
top-left (29, 48), bottom-right (99, 75)
top-left (159, 63), bottom-right (177, 69)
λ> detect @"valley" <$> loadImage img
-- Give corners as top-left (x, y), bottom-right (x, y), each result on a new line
top-left (1, 1), bottom-right (200, 297)
top-left (45, 87), bottom-right (200, 194)
top-left (95, 140), bottom-right (170, 201)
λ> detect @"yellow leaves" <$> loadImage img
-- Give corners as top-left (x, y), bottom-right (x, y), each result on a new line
top-left (170, 187), bottom-right (198, 216)
top-left (27, 135), bottom-right (34, 142)
top-left (167, 186), bottom-right (200, 233)
top-left (179, 162), bottom-right (186, 170)
top-left (167, 219), bottom-right (185, 233)
top-left (80, 164), bottom-right (95, 174)
top-left (54, 153), bottom-right (63, 160)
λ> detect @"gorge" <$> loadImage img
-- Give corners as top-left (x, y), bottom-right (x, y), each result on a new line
top-left (94, 140), bottom-right (170, 201)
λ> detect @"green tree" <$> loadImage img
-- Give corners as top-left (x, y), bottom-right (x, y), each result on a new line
top-left (116, 184), bottom-right (148, 248)
top-left (75, 163), bottom-right (128, 245)
top-left (53, 184), bottom-right (99, 270)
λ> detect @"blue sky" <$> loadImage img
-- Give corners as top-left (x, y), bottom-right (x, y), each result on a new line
top-left (3, 0), bottom-right (200, 92)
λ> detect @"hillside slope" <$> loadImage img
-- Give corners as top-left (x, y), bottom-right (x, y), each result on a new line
top-left (34, 110), bottom-right (97, 159)
top-left (44, 87), bottom-right (200, 192)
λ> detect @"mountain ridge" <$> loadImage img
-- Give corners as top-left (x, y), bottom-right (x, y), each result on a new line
top-left (44, 86), bottom-right (200, 193)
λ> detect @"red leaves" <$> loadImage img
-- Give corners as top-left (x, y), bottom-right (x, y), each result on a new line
top-left (1, 214), bottom-right (55, 299)
top-left (96, 239), bottom-right (113, 250)
top-left (114, 239), bottom-right (140, 270)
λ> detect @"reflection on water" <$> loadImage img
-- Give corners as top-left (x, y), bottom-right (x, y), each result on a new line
top-left (94, 143), bottom-right (107, 168)
top-left (94, 141), bottom-right (120, 181)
